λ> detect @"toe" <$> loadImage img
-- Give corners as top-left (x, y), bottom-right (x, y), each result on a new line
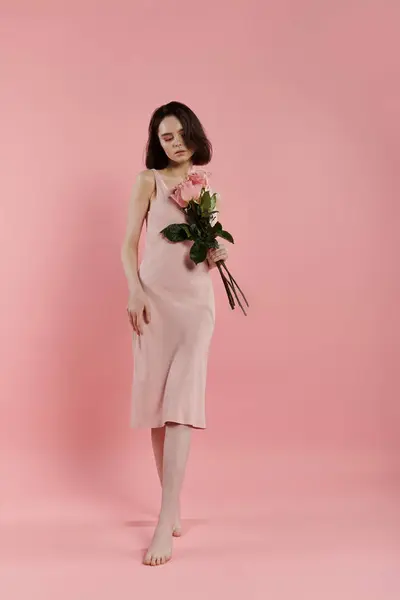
top-left (173, 528), bottom-right (182, 537)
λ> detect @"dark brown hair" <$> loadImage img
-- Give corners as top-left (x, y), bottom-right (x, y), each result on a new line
top-left (145, 101), bottom-right (212, 170)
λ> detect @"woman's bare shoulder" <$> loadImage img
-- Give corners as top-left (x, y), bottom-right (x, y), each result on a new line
top-left (133, 169), bottom-right (156, 194)
top-left (136, 169), bottom-right (156, 184)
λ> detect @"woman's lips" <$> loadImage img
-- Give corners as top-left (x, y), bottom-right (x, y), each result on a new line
top-left (175, 150), bottom-right (186, 155)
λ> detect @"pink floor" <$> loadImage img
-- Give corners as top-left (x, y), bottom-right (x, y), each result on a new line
top-left (1, 446), bottom-right (399, 600)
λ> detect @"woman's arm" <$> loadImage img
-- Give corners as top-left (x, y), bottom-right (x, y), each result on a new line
top-left (121, 170), bottom-right (155, 335)
top-left (121, 170), bottom-right (155, 293)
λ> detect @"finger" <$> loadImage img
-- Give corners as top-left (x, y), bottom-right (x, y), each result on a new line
top-left (133, 319), bottom-right (139, 335)
top-left (128, 311), bottom-right (138, 335)
top-left (136, 315), bottom-right (144, 336)
top-left (144, 303), bottom-right (151, 324)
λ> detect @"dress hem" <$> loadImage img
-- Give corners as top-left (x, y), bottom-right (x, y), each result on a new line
top-left (130, 420), bottom-right (206, 430)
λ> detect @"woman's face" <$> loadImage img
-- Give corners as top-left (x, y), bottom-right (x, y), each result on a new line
top-left (158, 115), bottom-right (194, 165)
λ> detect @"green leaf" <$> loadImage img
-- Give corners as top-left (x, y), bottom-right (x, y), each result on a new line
top-left (182, 224), bottom-right (192, 238)
top-left (200, 190), bottom-right (212, 211)
top-left (189, 223), bottom-right (201, 238)
top-left (216, 229), bottom-right (234, 244)
top-left (161, 223), bottom-right (191, 242)
top-left (200, 191), bottom-right (218, 217)
top-left (190, 241), bottom-right (208, 264)
top-left (212, 221), bottom-right (223, 233)
top-left (209, 193), bottom-right (217, 211)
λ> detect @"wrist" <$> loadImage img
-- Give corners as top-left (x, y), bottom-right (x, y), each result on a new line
top-left (128, 279), bottom-right (143, 295)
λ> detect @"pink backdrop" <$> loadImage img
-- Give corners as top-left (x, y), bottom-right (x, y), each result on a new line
top-left (1, 1), bottom-right (399, 597)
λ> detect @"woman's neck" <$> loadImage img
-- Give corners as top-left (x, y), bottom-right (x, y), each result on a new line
top-left (166, 160), bottom-right (193, 179)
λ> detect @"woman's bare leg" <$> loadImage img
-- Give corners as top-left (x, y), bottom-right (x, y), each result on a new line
top-left (144, 423), bottom-right (192, 566)
top-left (151, 426), bottom-right (182, 536)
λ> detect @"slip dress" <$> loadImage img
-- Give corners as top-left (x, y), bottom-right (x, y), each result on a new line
top-left (130, 169), bottom-right (215, 429)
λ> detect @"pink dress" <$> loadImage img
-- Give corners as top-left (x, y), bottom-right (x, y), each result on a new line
top-left (130, 169), bottom-right (215, 429)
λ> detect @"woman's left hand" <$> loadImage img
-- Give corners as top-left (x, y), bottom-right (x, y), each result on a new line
top-left (207, 243), bottom-right (228, 268)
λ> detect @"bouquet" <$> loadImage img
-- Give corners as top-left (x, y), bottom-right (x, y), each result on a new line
top-left (160, 170), bottom-right (249, 316)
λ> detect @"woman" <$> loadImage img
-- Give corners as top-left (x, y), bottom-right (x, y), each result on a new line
top-left (121, 101), bottom-right (228, 566)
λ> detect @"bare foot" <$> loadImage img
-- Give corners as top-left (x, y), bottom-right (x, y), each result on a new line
top-left (173, 510), bottom-right (182, 537)
top-left (143, 522), bottom-right (173, 566)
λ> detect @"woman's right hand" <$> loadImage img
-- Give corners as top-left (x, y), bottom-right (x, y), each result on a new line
top-left (127, 288), bottom-right (151, 335)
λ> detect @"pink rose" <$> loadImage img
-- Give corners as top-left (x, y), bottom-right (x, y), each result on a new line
top-left (171, 181), bottom-right (203, 207)
top-left (189, 170), bottom-right (209, 187)
top-left (171, 182), bottom-right (192, 207)
top-left (170, 169), bottom-right (211, 207)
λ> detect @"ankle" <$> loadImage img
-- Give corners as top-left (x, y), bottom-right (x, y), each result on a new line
top-left (157, 513), bottom-right (175, 530)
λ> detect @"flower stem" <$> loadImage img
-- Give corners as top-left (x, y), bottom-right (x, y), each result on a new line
top-left (219, 261), bottom-right (249, 308)
top-left (216, 260), bottom-right (248, 316)
top-left (217, 263), bottom-right (235, 310)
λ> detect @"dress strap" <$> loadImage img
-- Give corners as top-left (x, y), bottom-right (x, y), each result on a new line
top-left (152, 168), bottom-right (167, 192)
top-left (144, 170), bottom-right (158, 228)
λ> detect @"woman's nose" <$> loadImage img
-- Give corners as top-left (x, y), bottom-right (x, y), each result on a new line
top-left (173, 134), bottom-right (184, 147)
